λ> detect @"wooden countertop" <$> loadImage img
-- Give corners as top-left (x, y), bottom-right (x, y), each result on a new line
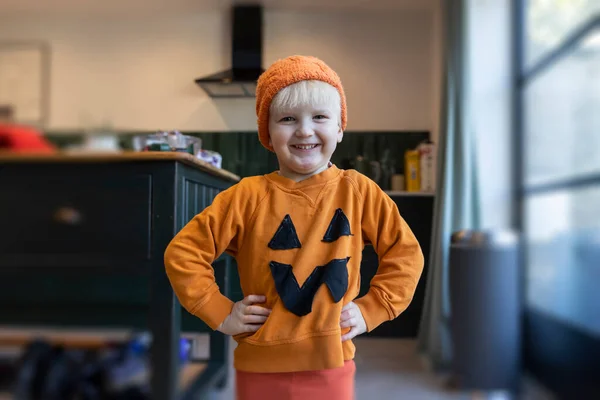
top-left (0, 151), bottom-right (240, 182)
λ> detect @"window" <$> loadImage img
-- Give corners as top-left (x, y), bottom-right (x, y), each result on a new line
top-left (525, 185), bottom-right (600, 335)
top-left (524, 27), bottom-right (600, 186)
top-left (526, 0), bottom-right (600, 66)
top-left (517, 0), bottom-right (600, 336)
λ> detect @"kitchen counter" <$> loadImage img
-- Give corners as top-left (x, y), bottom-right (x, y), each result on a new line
top-left (360, 191), bottom-right (435, 338)
top-left (0, 153), bottom-right (236, 399)
top-left (0, 150), bottom-right (240, 183)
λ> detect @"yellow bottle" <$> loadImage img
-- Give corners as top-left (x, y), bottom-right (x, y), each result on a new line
top-left (404, 150), bottom-right (421, 192)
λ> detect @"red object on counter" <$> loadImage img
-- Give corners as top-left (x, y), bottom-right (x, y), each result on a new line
top-left (0, 123), bottom-right (56, 153)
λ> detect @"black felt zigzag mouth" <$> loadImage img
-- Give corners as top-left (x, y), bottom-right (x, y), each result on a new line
top-left (269, 257), bottom-right (350, 317)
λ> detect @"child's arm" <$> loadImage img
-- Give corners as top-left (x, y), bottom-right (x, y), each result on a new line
top-left (164, 184), bottom-right (249, 331)
top-left (354, 178), bottom-right (425, 332)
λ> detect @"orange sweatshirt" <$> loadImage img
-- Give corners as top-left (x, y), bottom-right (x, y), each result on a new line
top-left (164, 165), bottom-right (424, 373)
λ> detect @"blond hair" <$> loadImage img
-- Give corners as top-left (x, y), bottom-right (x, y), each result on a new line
top-left (270, 80), bottom-right (342, 124)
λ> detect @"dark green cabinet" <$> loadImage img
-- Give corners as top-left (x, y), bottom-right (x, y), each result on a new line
top-left (359, 193), bottom-right (434, 338)
top-left (0, 153), bottom-right (238, 400)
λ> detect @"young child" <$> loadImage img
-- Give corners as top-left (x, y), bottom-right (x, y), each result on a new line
top-left (164, 55), bottom-right (424, 400)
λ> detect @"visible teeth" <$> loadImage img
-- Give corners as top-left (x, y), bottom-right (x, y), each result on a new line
top-left (294, 144), bottom-right (317, 150)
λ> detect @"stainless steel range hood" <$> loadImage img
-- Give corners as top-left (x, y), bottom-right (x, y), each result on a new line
top-left (195, 5), bottom-right (264, 98)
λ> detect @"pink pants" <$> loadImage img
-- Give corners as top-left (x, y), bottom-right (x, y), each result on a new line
top-left (236, 360), bottom-right (356, 400)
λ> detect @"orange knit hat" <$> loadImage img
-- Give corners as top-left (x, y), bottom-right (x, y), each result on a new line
top-left (255, 55), bottom-right (347, 152)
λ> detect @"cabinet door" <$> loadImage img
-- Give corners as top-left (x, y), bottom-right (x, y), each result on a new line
top-left (0, 169), bottom-right (152, 268)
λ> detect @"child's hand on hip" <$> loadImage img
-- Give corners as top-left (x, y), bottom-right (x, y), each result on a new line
top-left (340, 302), bottom-right (367, 341)
top-left (217, 295), bottom-right (271, 336)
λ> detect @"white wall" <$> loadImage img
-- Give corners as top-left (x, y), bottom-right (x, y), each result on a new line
top-left (430, 3), bottom-right (443, 145)
top-left (0, 9), bottom-right (437, 137)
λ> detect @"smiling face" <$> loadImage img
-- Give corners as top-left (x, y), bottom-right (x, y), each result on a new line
top-left (268, 80), bottom-right (344, 182)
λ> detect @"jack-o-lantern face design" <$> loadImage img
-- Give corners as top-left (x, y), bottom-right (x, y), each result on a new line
top-left (268, 208), bottom-right (352, 317)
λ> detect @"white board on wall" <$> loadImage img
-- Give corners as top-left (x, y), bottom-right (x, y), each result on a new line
top-left (0, 42), bottom-right (49, 126)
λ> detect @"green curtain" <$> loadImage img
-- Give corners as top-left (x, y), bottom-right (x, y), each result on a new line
top-left (417, 0), bottom-right (481, 370)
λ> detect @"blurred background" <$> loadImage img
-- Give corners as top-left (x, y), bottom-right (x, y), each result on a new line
top-left (0, 0), bottom-right (598, 399)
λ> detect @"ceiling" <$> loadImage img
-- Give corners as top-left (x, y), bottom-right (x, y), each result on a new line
top-left (0, 0), bottom-right (437, 16)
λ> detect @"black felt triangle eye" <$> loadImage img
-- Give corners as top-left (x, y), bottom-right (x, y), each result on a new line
top-left (268, 214), bottom-right (302, 250)
top-left (322, 208), bottom-right (353, 243)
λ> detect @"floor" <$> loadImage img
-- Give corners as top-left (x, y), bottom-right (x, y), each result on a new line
top-left (0, 329), bottom-right (555, 400)
top-left (212, 338), bottom-right (556, 400)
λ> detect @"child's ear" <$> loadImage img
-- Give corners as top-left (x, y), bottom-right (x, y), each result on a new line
top-left (337, 127), bottom-right (344, 143)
